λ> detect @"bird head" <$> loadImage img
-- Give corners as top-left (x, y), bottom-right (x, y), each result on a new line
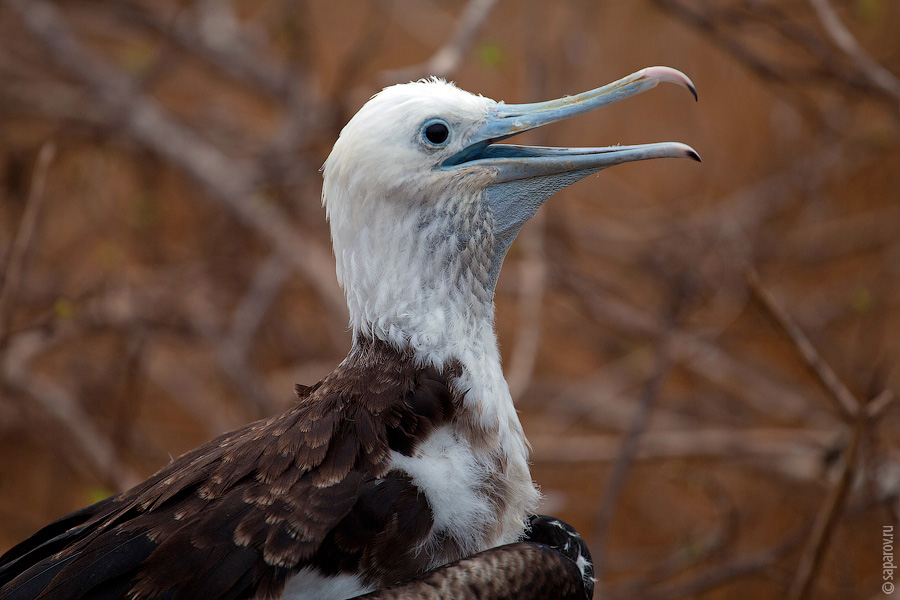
top-left (322, 68), bottom-right (698, 356)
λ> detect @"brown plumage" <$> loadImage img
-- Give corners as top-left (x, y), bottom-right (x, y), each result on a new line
top-left (0, 337), bottom-right (465, 600)
top-left (358, 543), bottom-right (586, 600)
top-left (358, 515), bottom-right (594, 600)
top-left (0, 64), bottom-right (697, 600)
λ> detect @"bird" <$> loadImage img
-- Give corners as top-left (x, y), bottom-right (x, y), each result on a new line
top-left (0, 66), bottom-right (698, 600)
top-left (357, 515), bottom-right (594, 600)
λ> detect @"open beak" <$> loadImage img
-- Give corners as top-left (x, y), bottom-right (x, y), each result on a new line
top-left (444, 66), bottom-right (700, 180)
top-left (456, 66), bottom-right (700, 284)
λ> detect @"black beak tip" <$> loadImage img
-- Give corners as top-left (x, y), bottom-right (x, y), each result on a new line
top-left (687, 149), bottom-right (702, 162)
top-left (687, 82), bottom-right (698, 102)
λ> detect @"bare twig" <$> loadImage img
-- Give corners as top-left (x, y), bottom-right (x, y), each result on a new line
top-left (380, 0), bottom-right (499, 83)
top-left (0, 142), bottom-right (55, 344)
top-left (522, 353), bottom-right (695, 433)
top-left (114, 0), bottom-right (328, 155)
top-left (145, 0), bottom-right (307, 102)
top-left (530, 428), bottom-right (834, 478)
top-left (227, 252), bottom-right (292, 362)
top-left (788, 416), bottom-right (864, 600)
top-left (1, 329), bottom-right (142, 491)
top-left (555, 264), bottom-right (823, 424)
top-left (140, 340), bottom-right (242, 436)
top-left (615, 529), bottom-right (805, 600)
top-left (807, 0), bottom-right (900, 101)
top-left (650, 0), bottom-right (829, 125)
top-left (746, 268), bottom-right (858, 420)
top-left (592, 326), bottom-right (673, 587)
top-left (744, 269), bottom-right (889, 597)
top-left (609, 479), bottom-right (741, 596)
top-left (866, 388), bottom-right (896, 419)
top-left (186, 289), bottom-right (278, 417)
top-left (4, 0), bottom-right (349, 343)
top-left (652, 0), bottom-right (900, 122)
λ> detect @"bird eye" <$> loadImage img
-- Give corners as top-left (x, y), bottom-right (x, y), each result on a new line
top-left (423, 119), bottom-right (450, 146)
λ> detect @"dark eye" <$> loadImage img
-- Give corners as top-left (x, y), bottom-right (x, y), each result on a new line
top-left (423, 119), bottom-right (450, 146)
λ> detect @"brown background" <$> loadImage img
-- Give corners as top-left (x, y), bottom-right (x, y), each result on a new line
top-left (0, 1), bottom-right (898, 598)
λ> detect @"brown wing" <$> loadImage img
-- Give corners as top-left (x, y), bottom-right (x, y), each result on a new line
top-left (352, 514), bottom-right (594, 600)
top-left (354, 542), bottom-right (589, 600)
top-left (0, 339), bottom-right (459, 600)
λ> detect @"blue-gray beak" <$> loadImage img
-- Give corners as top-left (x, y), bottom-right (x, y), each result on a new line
top-left (444, 66), bottom-right (699, 177)
top-left (447, 66), bottom-right (700, 286)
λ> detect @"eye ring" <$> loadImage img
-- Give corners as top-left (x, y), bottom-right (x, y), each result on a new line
top-left (422, 118), bottom-right (451, 146)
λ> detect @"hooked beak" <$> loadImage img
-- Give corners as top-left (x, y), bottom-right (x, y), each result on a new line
top-left (451, 66), bottom-right (700, 286)
top-left (444, 66), bottom-right (700, 178)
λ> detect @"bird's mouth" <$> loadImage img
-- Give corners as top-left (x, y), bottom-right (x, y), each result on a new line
top-left (442, 66), bottom-right (700, 181)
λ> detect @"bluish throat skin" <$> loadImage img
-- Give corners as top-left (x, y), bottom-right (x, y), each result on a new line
top-left (0, 67), bottom-right (698, 600)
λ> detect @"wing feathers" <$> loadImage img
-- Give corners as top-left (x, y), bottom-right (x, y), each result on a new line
top-left (0, 338), bottom-right (461, 599)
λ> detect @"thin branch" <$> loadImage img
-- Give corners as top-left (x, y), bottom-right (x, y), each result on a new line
top-left (652, 0), bottom-right (899, 123)
top-left (617, 529), bottom-right (805, 600)
top-left (651, 0), bottom-right (829, 126)
top-left (380, 0), bottom-right (499, 83)
top-left (592, 327), bottom-right (673, 587)
top-left (788, 416), bottom-right (864, 600)
top-left (227, 252), bottom-right (292, 362)
top-left (521, 353), bottom-right (696, 433)
top-left (555, 264), bottom-right (823, 425)
top-left (186, 290), bottom-right (278, 417)
top-left (608, 480), bottom-right (744, 598)
top-left (0, 142), bottom-right (55, 345)
top-left (866, 388), bottom-right (896, 419)
top-left (4, 0), bottom-right (349, 343)
top-left (1, 329), bottom-right (143, 491)
top-left (746, 268), bottom-right (858, 420)
top-left (530, 427), bottom-right (833, 470)
top-left (807, 0), bottom-right (900, 101)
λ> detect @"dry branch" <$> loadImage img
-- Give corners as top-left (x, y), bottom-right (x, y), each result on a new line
top-left (652, 0), bottom-right (900, 119)
top-left (380, 0), bottom-right (499, 83)
top-left (1, 329), bottom-right (142, 491)
top-left (530, 427), bottom-right (833, 465)
top-left (788, 416), bottom-right (863, 600)
top-left (746, 268), bottom-right (858, 420)
top-left (3, 0), bottom-right (348, 341)
top-left (619, 531), bottom-right (803, 600)
top-left (592, 332), bottom-right (672, 589)
top-left (807, 0), bottom-right (900, 101)
top-left (228, 252), bottom-right (292, 362)
top-left (556, 265), bottom-right (823, 424)
top-left (0, 142), bottom-right (55, 344)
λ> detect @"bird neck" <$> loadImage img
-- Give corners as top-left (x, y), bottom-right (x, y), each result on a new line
top-left (330, 184), bottom-right (531, 486)
top-left (346, 273), bottom-right (507, 438)
top-left (340, 220), bottom-right (531, 492)
top-left (334, 185), bottom-right (499, 366)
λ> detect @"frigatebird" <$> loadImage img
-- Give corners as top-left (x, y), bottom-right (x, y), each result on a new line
top-left (0, 67), bottom-right (698, 600)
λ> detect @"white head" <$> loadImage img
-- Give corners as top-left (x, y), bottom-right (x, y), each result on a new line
top-left (322, 72), bottom-right (699, 366)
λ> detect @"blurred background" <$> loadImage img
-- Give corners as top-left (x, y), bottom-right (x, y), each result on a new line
top-left (0, 0), bottom-right (898, 598)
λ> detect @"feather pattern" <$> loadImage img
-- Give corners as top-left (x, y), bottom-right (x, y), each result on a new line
top-left (0, 337), bottom-right (464, 600)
